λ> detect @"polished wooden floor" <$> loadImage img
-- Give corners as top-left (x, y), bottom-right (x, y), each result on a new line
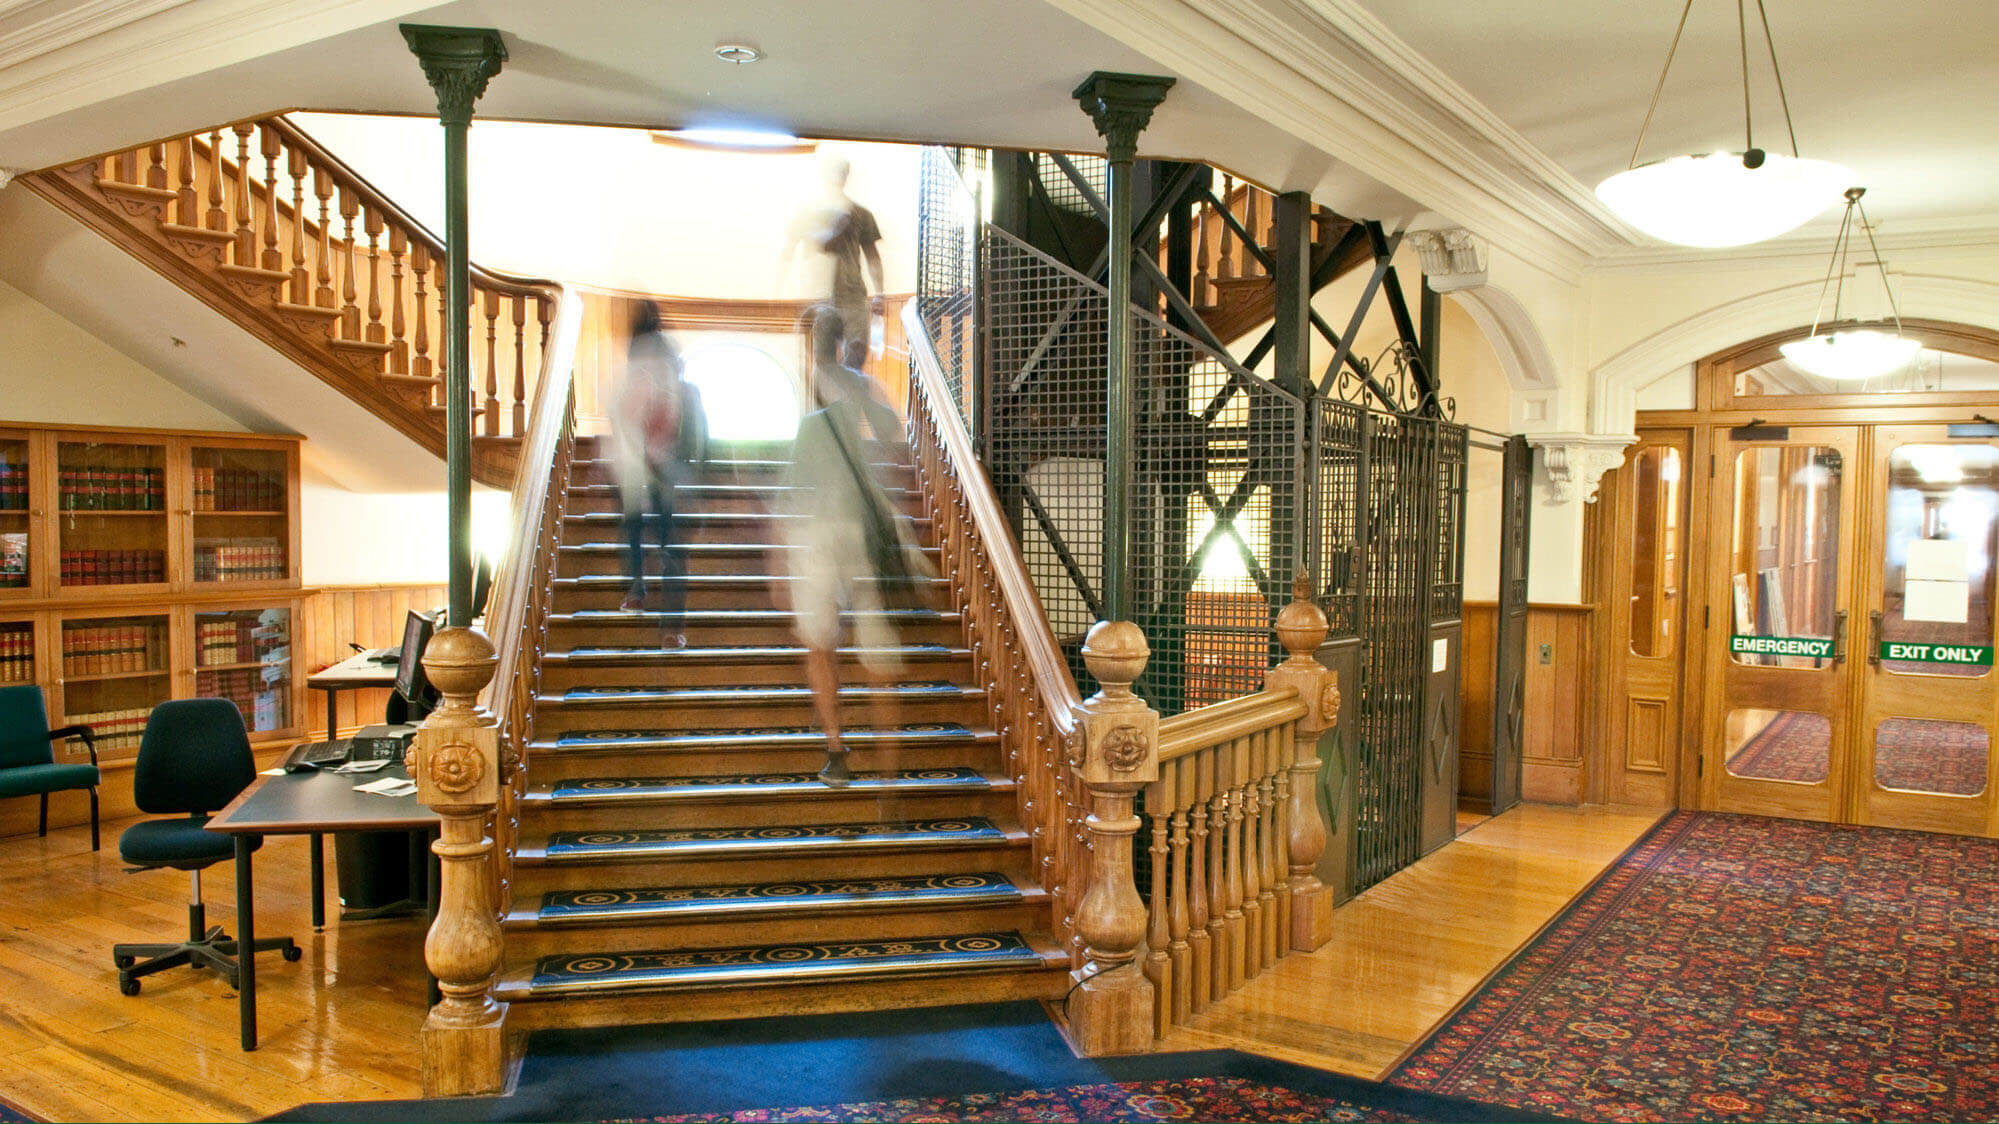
top-left (0, 803), bottom-right (1661, 1121)
top-left (1157, 802), bottom-right (1666, 1077)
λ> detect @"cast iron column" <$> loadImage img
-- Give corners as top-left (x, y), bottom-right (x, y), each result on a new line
top-left (403, 24), bottom-right (507, 627)
top-left (1074, 71), bottom-right (1173, 625)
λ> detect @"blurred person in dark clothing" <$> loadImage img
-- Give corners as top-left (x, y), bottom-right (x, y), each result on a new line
top-left (609, 301), bottom-right (706, 645)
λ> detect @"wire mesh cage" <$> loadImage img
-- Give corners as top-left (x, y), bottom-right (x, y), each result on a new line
top-left (916, 147), bottom-right (983, 431)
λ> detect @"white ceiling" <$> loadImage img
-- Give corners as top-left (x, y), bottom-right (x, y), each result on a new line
top-left (1364, 0), bottom-right (1999, 235)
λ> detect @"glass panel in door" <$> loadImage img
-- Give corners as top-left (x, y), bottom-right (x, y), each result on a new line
top-left (1858, 430), bottom-right (1999, 835)
top-left (1705, 428), bottom-right (1860, 824)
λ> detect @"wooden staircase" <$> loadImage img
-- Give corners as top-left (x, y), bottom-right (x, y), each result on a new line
top-left (21, 118), bottom-right (557, 487)
top-left (489, 436), bottom-right (1070, 1027)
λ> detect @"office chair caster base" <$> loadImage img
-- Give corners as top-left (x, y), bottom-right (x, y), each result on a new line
top-left (119, 975), bottom-right (140, 996)
top-left (282, 945), bottom-right (302, 962)
top-left (113, 953), bottom-right (136, 969)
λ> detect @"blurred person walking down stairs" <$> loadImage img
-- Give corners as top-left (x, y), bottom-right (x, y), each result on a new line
top-left (610, 302), bottom-right (707, 642)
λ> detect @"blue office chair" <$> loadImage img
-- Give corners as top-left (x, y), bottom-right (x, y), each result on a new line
top-left (0, 684), bottom-right (100, 850)
top-left (111, 699), bottom-right (299, 996)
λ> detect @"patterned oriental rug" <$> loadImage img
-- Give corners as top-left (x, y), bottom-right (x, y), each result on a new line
top-left (1727, 712), bottom-right (1989, 794)
top-left (1391, 811), bottom-right (1999, 1123)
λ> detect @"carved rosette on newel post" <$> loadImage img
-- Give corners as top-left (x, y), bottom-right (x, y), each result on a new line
top-left (1067, 620), bottom-right (1162, 1056)
top-left (1264, 570), bottom-right (1341, 950)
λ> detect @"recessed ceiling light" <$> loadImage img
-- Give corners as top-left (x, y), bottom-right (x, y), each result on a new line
top-left (714, 43), bottom-right (762, 64)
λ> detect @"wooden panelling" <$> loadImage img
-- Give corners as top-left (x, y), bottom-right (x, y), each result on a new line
top-left (299, 582), bottom-right (446, 738)
top-left (1625, 697), bottom-right (1670, 773)
top-left (1461, 602), bottom-right (1593, 806)
top-left (1458, 604), bottom-right (1496, 801)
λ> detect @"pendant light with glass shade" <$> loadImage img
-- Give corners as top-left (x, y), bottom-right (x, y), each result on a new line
top-left (1778, 186), bottom-right (1921, 382)
top-left (1597, 0), bottom-right (1850, 247)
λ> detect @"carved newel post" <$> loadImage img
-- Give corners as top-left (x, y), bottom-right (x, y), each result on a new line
top-left (1264, 570), bottom-right (1341, 951)
top-left (1068, 620), bottom-right (1161, 1055)
top-left (410, 626), bottom-right (506, 1095)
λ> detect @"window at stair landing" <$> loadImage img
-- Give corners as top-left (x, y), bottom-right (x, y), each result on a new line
top-left (679, 342), bottom-right (801, 442)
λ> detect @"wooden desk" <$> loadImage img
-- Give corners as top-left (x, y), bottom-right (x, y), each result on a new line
top-left (209, 762), bottom-right (439, 1050)
top-left (307, 651), bottom-right (399, 740)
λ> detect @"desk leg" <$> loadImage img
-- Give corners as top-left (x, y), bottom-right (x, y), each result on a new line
top-left (321, 687), bottom-right (339, 742)
top-left (235, 835), bottom-right (257, 1051)
top-left (309, 833), bottom-right (325, 930)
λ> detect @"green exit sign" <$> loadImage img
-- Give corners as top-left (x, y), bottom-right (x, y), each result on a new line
top-left (1880, 642), bottom-right (1994, 666)
top-left (1731, 634), bottom-right (1834, 659)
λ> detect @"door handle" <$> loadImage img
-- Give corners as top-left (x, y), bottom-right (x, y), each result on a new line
top-left (1867, 610), bottom-right (1882, 666)
top-left (1832, 609), bottom-right (1848, 664)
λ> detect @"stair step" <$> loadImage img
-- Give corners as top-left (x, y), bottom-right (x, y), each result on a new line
top-left (567, 482), bottom-right (922, 501)
top-left (531, 766), bottom-right (993, 806)
top-left (540, 682), bottom-right (980, 708)
top-left (550, 607), bottom-right (956, 627)
top-left (506, 931), bottom-right (1051, 999)
top-left (527, 817), bottom-right (1009, 863)
top-left (532, 722), bottom-right (989, 756)
top-left (523, 871), bottom-right (1025, 927)
top-left (554, 574), bottom-right (948, 592)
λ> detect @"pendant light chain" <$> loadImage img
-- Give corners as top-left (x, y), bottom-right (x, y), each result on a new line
top-left (1805, 194), bottom-right (1855, 338)
top-left (1754, 0), bottom-right (1803, 157)
top-left (1628, 0), bottom-right (1699, 170)
top-left (1626, 0), bottom-right (1809, 169)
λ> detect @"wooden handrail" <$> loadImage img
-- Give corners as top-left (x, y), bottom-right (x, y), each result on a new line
top-left (480, 285), bottom-right (583, 909)
top-left (1157, 688), bottom-right (1306, 763)
top-left (903, 301), bottom-right (1089, 969)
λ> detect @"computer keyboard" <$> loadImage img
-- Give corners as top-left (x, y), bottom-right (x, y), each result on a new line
top-left (285, 739), bottom-right (352, 768)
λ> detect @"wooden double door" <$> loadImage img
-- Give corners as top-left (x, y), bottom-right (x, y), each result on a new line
top-left (1700, 422), bottom-right (1999, 836)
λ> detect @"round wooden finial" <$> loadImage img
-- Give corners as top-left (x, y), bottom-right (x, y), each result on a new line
top-left (1082, 620), bottom-right (1149, 693)
top-left (1275, 568), bottom-right (1327, 659)
top-left (421, 625), bottom-right (497, 704)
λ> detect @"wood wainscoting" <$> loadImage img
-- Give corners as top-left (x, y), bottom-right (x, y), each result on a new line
top-left (299, 582), bottom-right (447, 737)
top-left (1461, 602), bottom-right (1595, 805)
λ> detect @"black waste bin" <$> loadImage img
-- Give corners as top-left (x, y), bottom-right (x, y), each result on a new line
top-left (334, 828), bottom-right (428, 918)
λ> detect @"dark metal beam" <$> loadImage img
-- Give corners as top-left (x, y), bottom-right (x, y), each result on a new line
top-left (1317, 221), bottom-right (1405, 402)
top-left (402, 23), bottom-right (506, 629)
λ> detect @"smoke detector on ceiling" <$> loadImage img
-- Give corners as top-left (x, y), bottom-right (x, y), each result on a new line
top-left (713, 43), bottom-right (762, 64)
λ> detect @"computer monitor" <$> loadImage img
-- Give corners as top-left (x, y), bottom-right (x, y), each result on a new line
top-left (394, 609), bottom-right (437, 707)
top-left (470, 553), bottom-right (494, 621)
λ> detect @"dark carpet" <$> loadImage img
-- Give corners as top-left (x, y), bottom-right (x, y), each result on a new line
top-left (271, 1002), bottom-right (1552, 1123)
top-left (0, 1096), bottom-right (33, 1123)
top-left (1391, 811), bottom-right (1999, 1122)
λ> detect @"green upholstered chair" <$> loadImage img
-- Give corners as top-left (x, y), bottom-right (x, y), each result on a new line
top-left (0, 683), bottom-right (101, 850)
top-left (111, 699), bottom-right (298, 997)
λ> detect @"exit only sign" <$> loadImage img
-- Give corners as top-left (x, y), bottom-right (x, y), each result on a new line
top-left (1880, 642), bottom-right (1994, 666)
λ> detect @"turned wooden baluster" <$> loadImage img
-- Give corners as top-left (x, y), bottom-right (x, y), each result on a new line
top-left (175, 137), bottom-right (198, 226)
top-left (313, 167), bottom-right (336, 309)
top-left (535, 297), bottom-right (552, 387)
top-left (1187, 755), bottom-right (1213, 1011)
top-left (1203, 751), bottom-right (1228, 1002)
top-left (482, 291), bottom-right (500, 434)
top-left (389, 229), bottom-right (410, 373)
top-left (1269, 726), bottom-right (1294, 951)
top-left (1166, 782), bottom-right (1192, 1025)
top-left (410, 626), bottom-right (506, 1097)
top-left (1256, 732), bottom-right (1279, 969)
top-left (231, 124), bottom-right (255, 267)
top-left (259, 125), bottom-right (283, 272)
top-left (204, 129), bottom-right (227, 233)
top-left (1217, 175), bottom-right (1236, 280)
top-left (1194, 195), bottom-right (1211, 307)
top-left (511, 295), bottom-right (526, 436)
top-left (1244, 189), bottom-right (1262, 278)
top-left (1223, 740), bottom-right (1247, 989)
top-left (410, 244), bottom-right (433, 380)
top-left (338, 186), bottom-right (360, 338)
top-left (146, 143), bottom-right (167, 191)
top-left (1265, 568), bottom-right (1342, 951)
top-left (1238, 734), bottom-right (1263, 976)
top-left (365, 207), bottom-right (385, 345)
top-left (1143, 798), bottom-right (1170, 1040)
top-left (287, 146), bottom-right (310, 304)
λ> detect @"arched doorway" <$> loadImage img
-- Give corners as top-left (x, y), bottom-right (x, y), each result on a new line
top-left (1593, 319), bottom-right (1999, 838)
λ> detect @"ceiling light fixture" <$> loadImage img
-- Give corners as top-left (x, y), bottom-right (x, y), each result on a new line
top-left (1777, 187), bottom-right (1920, 382)
top-left (1596, 0), bottom-right (1848, 247)
top-left (713, 42), bottom-right (762, 64)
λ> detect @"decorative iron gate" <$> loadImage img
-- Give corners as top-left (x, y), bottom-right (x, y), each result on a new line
top-left (916, 149), bottom-right (1470, 893)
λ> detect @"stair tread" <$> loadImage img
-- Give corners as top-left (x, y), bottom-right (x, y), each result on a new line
top-left (565, 511), bottom-right (929, 524)
top-left (526, 817), bottom-right (1013, 862)
top-left (530, 766), bottom-right (995, 805)
top-left (554, 574), bottom-right (948, 588)
top-left (542, 682), bottom-right (979, 707)
top-left (547, 643), bottom-right (964, 663)
top-left (552, 607), bottom-right (953, 621)
top-left (519, 871), bottom-right (1026, 926)
top-left (561, 541), bottom-right (939, 554)
top-left (532, 723), bottom-right (991, 754)
top-left (505, 931), bottom-right (1053, 997)
top-left (569, 482), bottom-right (920, 498)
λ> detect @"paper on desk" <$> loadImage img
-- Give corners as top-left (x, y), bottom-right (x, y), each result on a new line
top-left (354, 776), bottom-right (418, 797)
top-left (260, 767), bottom-right (287, 776)
top-left (334, 758), bottom-right (393, 774)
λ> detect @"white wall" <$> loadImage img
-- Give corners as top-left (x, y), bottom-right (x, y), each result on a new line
top-left (288, 113), bottom-right (921, 300)
top-left (300, 469), bottom-right (507, 586)
top-left (0, 277), bottom-right (245, 432)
